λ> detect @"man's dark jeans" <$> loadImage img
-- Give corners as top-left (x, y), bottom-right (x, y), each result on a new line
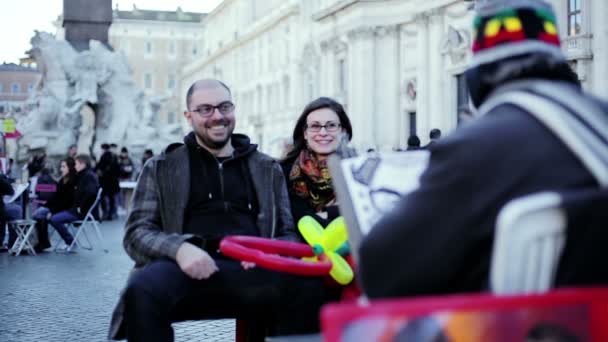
top-left (123, 256), bottom-right (325, 342)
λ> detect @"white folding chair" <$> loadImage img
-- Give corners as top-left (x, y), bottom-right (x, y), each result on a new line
top-left (490, 192), bottom-right (567, 295)
top-left (8, 219), bottom-right (38, 256)
top-left (65, 188), bottom-right (107, 253)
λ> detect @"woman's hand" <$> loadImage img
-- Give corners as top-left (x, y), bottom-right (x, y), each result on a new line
top-left (241, 261), bottom-right (256, 270)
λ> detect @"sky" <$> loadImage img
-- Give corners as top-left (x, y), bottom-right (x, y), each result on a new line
top-left (0, 0), bottom-right (222, 64)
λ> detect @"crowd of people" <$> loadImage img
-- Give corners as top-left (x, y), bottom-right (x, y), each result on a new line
top-left (0, 141), bottom-right (154, 253)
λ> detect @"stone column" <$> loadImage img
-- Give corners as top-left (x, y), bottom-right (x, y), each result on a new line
top-left (590, 0), bottom-right (608, 96)
top-left (399, 24), bottom-right (418, 149)
top-left (426, 8), bottom-right (445, 144)
top-left (347, 27), bottom-right (376, 150)
top-left (320, 40), bottom-right (332, 96)
top-left (415, 13), bottom-right (430, 142)
top-left (374, 25), bottom-right (401, 151)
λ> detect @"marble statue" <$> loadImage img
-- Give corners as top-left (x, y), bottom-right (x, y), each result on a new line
top-left (18, 31), bottom-right (182, 160)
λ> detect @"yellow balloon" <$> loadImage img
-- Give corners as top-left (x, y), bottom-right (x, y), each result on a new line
top-left (298, 215), bottom-right (354, 285)
top-left (327, 252), bottom-right (354, 285)
top-left (322, 217), bottom-right (348, 252)
top-left (298, 216), bottom-right (325, 247)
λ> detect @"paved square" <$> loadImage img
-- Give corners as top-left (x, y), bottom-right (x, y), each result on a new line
top-left (0, 218), bottom-right (235, 341)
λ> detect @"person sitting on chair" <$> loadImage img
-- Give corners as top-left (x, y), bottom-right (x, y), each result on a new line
top-left (48, 154), bottom-right (99, 249)
top-left (280, 97), bottom-right (353, 228)
top-left (0, 174), bottom-right (23, 252)
top-left (279, 97), bottom-right (354, 312)
top-left (109, 79), bottom-right (324, 341)
top-left (32, 157), bottom-right (77, 252)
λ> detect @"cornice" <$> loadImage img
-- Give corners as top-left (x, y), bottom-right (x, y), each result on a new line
top-left (375, 24), bottom-right (400, 38)
top-left (346, 24), bottom-right (400, 41)
top-left (311, 0), bottom-right (358, 22)
top-left (444, 2), bottom-right (472, 19)
top-left (202, 0), bottom-right (237, 23)
top-left (347, 26), bottom-right (376, 41)
top-left (181, 3), bottom-right (299, 76)
top-left (320, 37), bottom-right (348, 53)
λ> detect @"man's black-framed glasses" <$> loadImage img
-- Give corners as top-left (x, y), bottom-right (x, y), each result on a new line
top-left (306, 122), bottom-right (341, 133)
top-left (191, 101), bottom-right (235, 117)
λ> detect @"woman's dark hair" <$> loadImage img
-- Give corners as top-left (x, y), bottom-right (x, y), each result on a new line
top-left (61, 157), bottom-right (77, 183)
top-left (283, 97), bottom-right (353, 162)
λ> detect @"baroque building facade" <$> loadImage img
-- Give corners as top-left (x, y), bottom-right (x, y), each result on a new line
top-left (181, 0), bottom-right (608, 155)
top-left (108, 5), bottom-right (204, 127)
top-left (0, 63), bottom-right (40, 117)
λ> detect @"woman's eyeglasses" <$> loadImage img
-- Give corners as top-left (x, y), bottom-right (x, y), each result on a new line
top-left (305, 122), bottom-right (341, 133)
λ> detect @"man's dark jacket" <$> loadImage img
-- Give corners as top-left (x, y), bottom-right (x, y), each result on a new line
top-left (69, 168), bottom-right (99, 219)
top-left (109, 133), bottom-right (297, 339)
top-left (97, 151), bottom-right (120, 195)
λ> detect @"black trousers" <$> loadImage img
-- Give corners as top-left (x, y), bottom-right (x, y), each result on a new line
top-left (101, 191), bottom-right (116, 219)
top-left (123, 256), bottom-right (325, 342)
top-left (34, 219), bottom-right (51, 250)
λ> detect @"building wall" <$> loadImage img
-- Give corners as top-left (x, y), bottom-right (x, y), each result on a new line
top-left (109, 16), bottom-right (203, 128)
top-left (181, 0), bottom-right (608, 155)
top-left (549, 0), bottom-right (607, 96)
top-left (181, 0), bottom-right (300, 157)
top-left (0, 65), bottom-right (41, 116)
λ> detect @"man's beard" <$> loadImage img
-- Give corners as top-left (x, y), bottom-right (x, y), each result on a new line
top-left (197, 133), bottom-right (230, 149)
top-left (195, 122), bottom-right (234, 150)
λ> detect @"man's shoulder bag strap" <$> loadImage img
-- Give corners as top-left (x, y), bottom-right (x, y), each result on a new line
top-left (479, 81), bottom-right (608, 187)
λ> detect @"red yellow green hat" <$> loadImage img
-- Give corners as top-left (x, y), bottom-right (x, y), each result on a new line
top-left (471, 0), bottom-right (564, 67)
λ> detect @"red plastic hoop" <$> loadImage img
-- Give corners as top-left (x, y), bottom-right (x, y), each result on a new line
top-left (219, 235), bottom-right (333, 276)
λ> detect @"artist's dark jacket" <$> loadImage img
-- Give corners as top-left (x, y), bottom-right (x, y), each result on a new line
top-left (359, 54), bottom-right (607, 298)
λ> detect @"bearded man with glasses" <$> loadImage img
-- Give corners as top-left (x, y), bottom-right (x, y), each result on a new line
top-left (109, 79), bottom-right (323, 341)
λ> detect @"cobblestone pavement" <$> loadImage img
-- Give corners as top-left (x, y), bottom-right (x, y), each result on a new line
top-left (0, 217), bottom-right (235, 341)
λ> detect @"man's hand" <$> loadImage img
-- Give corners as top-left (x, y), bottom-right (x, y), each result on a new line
top-left (176, 242), bottom-right (219, 280)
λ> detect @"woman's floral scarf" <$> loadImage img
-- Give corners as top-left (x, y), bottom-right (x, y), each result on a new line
top-left (289, 148), bottom-right (335, 212)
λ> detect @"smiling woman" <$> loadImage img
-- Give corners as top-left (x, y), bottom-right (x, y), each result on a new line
top-left (280, 97), bottom-right (353, 228)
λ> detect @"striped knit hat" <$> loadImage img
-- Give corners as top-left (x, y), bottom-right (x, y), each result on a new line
top-left (470, 0), bottom-right (564, 68)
